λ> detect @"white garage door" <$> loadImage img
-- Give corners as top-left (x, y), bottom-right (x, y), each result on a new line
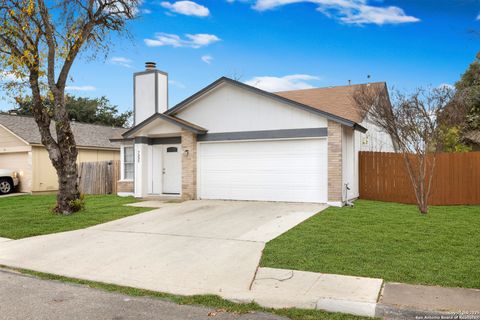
top-left (198, 138), bottom-right (327, 203)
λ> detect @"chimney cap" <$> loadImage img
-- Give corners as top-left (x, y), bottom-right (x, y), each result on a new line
top-left (145, 61), bottom-right (156, 70)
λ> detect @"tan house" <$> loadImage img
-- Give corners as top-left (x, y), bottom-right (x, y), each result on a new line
top-left (0, 114), bottom-right (126, 193)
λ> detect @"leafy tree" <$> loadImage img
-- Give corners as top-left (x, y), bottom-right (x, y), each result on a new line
top-left (12, 95), bottom-right (132, 128)
top-left (454, 52), bottom-right (480, 131)
top-left (0, 0), bottom-right (138, 214)
top-left (438, 126), bottom-right (471, 153)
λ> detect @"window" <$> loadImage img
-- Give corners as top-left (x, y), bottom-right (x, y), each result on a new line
top-left (123, 146), bottom-right (134, 180)
top-left (166, 147), bottom-right (178, 153)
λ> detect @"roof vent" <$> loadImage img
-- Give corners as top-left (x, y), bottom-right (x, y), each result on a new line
top-left (145, 61), bottom-right (156, 70)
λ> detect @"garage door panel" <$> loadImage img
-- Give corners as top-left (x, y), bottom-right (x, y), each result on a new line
top-left (198, 139), bottom-right (327, 203)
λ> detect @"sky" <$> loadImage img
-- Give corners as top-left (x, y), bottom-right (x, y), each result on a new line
top-left (1, 0), bottom-right (480, 113)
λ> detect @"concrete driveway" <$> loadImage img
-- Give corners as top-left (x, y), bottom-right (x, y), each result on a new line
top-left (0, 200), bottom-right (325, 297)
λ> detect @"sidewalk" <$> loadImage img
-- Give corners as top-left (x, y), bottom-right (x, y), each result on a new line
top-left (376, 282), bottom-right (480, 319)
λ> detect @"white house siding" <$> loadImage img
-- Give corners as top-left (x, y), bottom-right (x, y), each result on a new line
top-left (135, 72), bottom-right (156, 125)
top-left (359, 119), bottom-right (395, 152)
top-left (176, 83), bottom-right (327, 133)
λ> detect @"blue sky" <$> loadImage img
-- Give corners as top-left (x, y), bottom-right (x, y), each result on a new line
top-left (1, 0), bottom-right (480, 113)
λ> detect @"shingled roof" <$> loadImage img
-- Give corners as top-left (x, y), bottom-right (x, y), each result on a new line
top-left (275, 82), bottom-right (387, 124)
top-left (0, 114), bottom-right (127, 149)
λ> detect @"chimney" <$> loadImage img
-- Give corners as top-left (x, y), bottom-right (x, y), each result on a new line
top-left (133, 61), bottom-right (168, 125)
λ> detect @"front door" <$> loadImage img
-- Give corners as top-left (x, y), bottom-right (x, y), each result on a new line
top-left (162, 145), bottom-right (181, 194)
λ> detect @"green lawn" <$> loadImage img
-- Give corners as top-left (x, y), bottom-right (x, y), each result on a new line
top-left (0, 195), bottom-right (151, 239)
top-left (261, 200), bottom-right (480, 289)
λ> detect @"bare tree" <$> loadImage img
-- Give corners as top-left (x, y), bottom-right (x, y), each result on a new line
top-left (0, 0), bottom-right (139, 214)
top-left (355, 85), bottom-right (456, 214)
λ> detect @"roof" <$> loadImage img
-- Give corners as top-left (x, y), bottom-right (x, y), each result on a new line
top-left (0, 114), bottom-right (127, 149)
top-left (122, 112), bottom-right (207, 138)
top-left (165, 77), bottom-right (376, 132)
top-left (464, 130), bottom-right (480, 145)
top-left (275, 82), bottom-right (387, 124)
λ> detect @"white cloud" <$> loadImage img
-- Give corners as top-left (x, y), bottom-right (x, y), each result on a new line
top-left (161, 1), bottom-right (210, 17)
top-left (66, 85), bottom-right (96, 91)
top-left (245, 74), bottom-right (320, 92)
top-left (201, 54), bottom-right (213, 64)
top-left (141, 8), bottom-right (152, 14)
top-left (438, 83), bottom-right (454, 90)
top-left (252, 0), bottom-right (419, 25)
top-left (0, 71), bottom-right (27, 82)
top-left (144, 33), bottom-right (220, 48)
top-left (110, 56), bottom-right (133, 68)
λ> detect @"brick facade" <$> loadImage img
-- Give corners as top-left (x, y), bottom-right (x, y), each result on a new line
top-left (328, 120), bottom-right (343, 204)
top-left (117, 180), bottom-right (134, 193)
top-left (181, 130), bottom-right (197, 200)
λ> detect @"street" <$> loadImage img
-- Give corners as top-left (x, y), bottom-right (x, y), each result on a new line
top-left (0, 269), bottom-right (285, 320)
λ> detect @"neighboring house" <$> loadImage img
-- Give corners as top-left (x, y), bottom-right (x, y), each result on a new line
top-left (464, 130), bottom-right (480, 151)
top-left (0, 114), bottom-right (126, 193)
top-left (113, 63), bottom-right (394, 206)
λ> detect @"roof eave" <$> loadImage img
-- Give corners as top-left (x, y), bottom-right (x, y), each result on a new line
top-left (122, 113), bottom-right (207, 138)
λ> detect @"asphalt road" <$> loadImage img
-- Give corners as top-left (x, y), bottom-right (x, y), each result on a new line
top-left (0, 269), bottom-right (286, 320)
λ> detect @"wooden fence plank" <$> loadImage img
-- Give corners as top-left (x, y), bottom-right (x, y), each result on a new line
top-left (78, 160), bottom-right (120, 195)
top-left (359, 151), bottom-right (480, 205)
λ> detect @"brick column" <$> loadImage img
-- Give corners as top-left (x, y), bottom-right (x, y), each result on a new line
top-left (181, 130), bottom-right (197, 200)
top-left (328, 120), bottom-right (343, 205)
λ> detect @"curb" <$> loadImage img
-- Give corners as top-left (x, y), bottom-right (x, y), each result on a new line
top-left (375, 303), bottom-right (480, 320)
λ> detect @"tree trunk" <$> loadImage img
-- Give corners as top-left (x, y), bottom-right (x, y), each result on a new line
top-left (419, 200), bottom-right (428, 214)
top-left (52, 94), bottom-right (81, 215)
top-left (55, 153), bottom-right (80, 215)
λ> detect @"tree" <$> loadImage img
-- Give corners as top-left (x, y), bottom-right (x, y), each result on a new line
top-left (355, 86), bottom-right (457, 214)
top-left (0, 0), bottom-right (138, 214)
top-left (455, 52), bottom-right (480, 131)
top-left (12, 95), bottom-right (132, 127)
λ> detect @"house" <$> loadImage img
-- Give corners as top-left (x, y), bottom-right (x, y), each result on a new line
top-left (0, 114), bottom-right (126, 193)
top-left (113, 62), bottom-right (394, 206)
top-left (464, 130), bottom-right (480, 151)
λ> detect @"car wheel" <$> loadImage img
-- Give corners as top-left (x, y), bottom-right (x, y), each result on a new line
top-left (0, 178), bottom-right (13, 195)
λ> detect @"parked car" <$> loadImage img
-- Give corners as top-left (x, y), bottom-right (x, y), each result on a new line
top-left (0, 169), bottom-right (19, 195)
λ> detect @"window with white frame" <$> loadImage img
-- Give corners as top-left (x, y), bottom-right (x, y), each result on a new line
top-left (123, 146), bottom-right (134, 180)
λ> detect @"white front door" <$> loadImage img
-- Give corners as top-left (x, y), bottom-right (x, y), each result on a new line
top-left (162, 145), bottom-right (181, 194)
top-left (148, 145), bottom-right (163, 194)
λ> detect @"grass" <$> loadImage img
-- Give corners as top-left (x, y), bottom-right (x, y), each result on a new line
top-left (261, 200), bottom-right (480, 289)
top-left (0, 194), bottom-right (151, 239)
top-left (1, 266), bottom-right (372, 320)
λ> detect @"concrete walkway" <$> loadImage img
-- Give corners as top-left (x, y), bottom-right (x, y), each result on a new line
top-left (0, 268), bottom-right (286, 320)
top-left (0, 237), bottom-right (11, 243)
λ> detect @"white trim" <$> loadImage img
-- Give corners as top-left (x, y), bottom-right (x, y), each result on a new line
top-left (117, 192), bottom-right (134, 197)
top-left (0, 146), bottom-right (32, 153)
top-left (327, 201), bottom-right (343, 207)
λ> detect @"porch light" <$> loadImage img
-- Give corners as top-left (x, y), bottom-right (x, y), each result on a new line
top-left (184, 149), bottom-right (189, 157)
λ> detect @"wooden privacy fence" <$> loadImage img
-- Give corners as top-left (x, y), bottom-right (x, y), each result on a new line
top-left (78, 160), bottom-right (120, 195)
top-left (359, 151), bottom-right (480, 205)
